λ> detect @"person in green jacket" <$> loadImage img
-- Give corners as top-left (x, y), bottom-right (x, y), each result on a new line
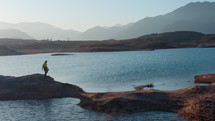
top-left (42, 60), bottom-right (49, 76)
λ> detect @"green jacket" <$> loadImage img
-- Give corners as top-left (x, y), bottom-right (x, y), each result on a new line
top-left (42, 63), bottom-right (47, 68)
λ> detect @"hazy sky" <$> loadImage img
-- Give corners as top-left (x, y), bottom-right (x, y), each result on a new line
top-left (0, 0), bottom-right (215, 31)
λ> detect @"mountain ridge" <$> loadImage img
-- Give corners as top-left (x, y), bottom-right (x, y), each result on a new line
top-left (0, 22), bottom-right (81, 40)
top-left (0, 29), bottom-right (33, 39)
top-left (113, 1), bottom-right (215, 39)
top-left (0, 2), bottom-right (215, 40)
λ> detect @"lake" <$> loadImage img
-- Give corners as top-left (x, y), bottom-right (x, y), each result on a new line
top-left (0, 48), bottom-right (215, 121)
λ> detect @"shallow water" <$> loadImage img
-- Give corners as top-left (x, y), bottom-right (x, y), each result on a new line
top-left (0, 48), bottom-right (215, 120)
top-left (0, 98), bottom-right (186, 121)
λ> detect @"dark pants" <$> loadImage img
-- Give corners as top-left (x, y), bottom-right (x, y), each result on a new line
top-left (44, 67), bottom-right (49, 76)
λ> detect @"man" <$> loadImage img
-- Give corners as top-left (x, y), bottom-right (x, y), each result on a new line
top-left (42, 60), bottom-right (49, 76)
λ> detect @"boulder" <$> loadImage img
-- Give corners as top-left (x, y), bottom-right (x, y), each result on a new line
top-left (0, 74), bottom-right (84, 100)
top-left (194, 74), bottom-right (215, 84)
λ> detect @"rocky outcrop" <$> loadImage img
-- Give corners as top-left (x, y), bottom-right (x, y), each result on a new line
top-left (79, 90), bottom-right (182, 113)
top-left (177, 74), bottom-right (215, 121)
top-left (0, 74), bottom-right (84, 100)
top-left (194, 74), bottom-right (215, 84)
top-left (79, 74), bottom-right (215, 121)
top-left (0, 73), bottom-right (215, 121)
top-left (178, 93), bottom-right (215, 121)
top-left (51, 53), bottom-right (74, 56)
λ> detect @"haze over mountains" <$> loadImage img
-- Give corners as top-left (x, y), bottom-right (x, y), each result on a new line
top-left (0, 29), bottom-right (33, 39)
top-left (0, 22), bottom-right (80, 40)
top-left (0, 1), bottom-right (215, 40)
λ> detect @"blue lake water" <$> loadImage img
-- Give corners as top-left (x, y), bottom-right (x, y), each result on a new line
top-left (0, 48), bottom-right (215, 121)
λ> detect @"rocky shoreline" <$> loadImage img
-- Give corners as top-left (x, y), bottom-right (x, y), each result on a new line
top-left (1, 31), bottom-right (215, 56)
top-left (0, 73), bottom-right (214, 121)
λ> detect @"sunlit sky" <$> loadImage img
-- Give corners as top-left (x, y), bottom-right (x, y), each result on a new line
top-left (0, 0), bottom-right (215, 31)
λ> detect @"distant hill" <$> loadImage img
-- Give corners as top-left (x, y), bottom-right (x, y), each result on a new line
top-left (1, 31), bottom-right (215, 56)
top-left (79, 24), bottom-right (133, 40)
top-left (0, 2), bottom-right (215, 40)
top-left (0, 45), bottom-right (21, 55)
top-left (0, 29), bottom-right (33, 39)
top-left (0, 22), bottom-right (81, 40)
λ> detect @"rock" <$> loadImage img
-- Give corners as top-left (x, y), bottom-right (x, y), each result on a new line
top-left (80, 80), bottom-right (215, 121)
top-left (1, 73), bottom-right (215, 121)
top-left (194, 74), bottom-right (215, 84)
top-left (178, 94), bottom-right (215, 121)
top-left (80, 91), bottom-right (181, 113)
top-left (0, 74), bottom-right (84, 100)
top-left (133, 83), bottom-right (154, 91)
top-left (80, 90), bottom-right (182, 113)
top-left (51, 53), bottom-right (74, 56)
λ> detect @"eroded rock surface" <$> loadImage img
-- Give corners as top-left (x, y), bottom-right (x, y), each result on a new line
top-left (0, 74), bottom-right (84, 100)
top-left (79, 74), bottom-right (215, 121)
top-left (0, 73), bottom-right (215, 121)
top-left (195, 73), bottom-right (215, 84)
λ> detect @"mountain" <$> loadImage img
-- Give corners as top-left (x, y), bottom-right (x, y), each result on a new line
top-left (163, 2), bottom-right (215, 33)
top-left (113, 2), bottom-right (215, 39)
top-left (0, 2), bottom-right (214, 40)
top-left (0, 29), bottom-right (33, 39)
top-left (78, 23), bottom-right (133, 40)
top-left (0, 22), bottom-right (81, 40)
top-left (78, 1), bottom-right (215, 40)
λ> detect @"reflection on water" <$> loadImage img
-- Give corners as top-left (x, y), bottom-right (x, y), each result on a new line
top-left (0, 98), bottom-right (186, 121)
